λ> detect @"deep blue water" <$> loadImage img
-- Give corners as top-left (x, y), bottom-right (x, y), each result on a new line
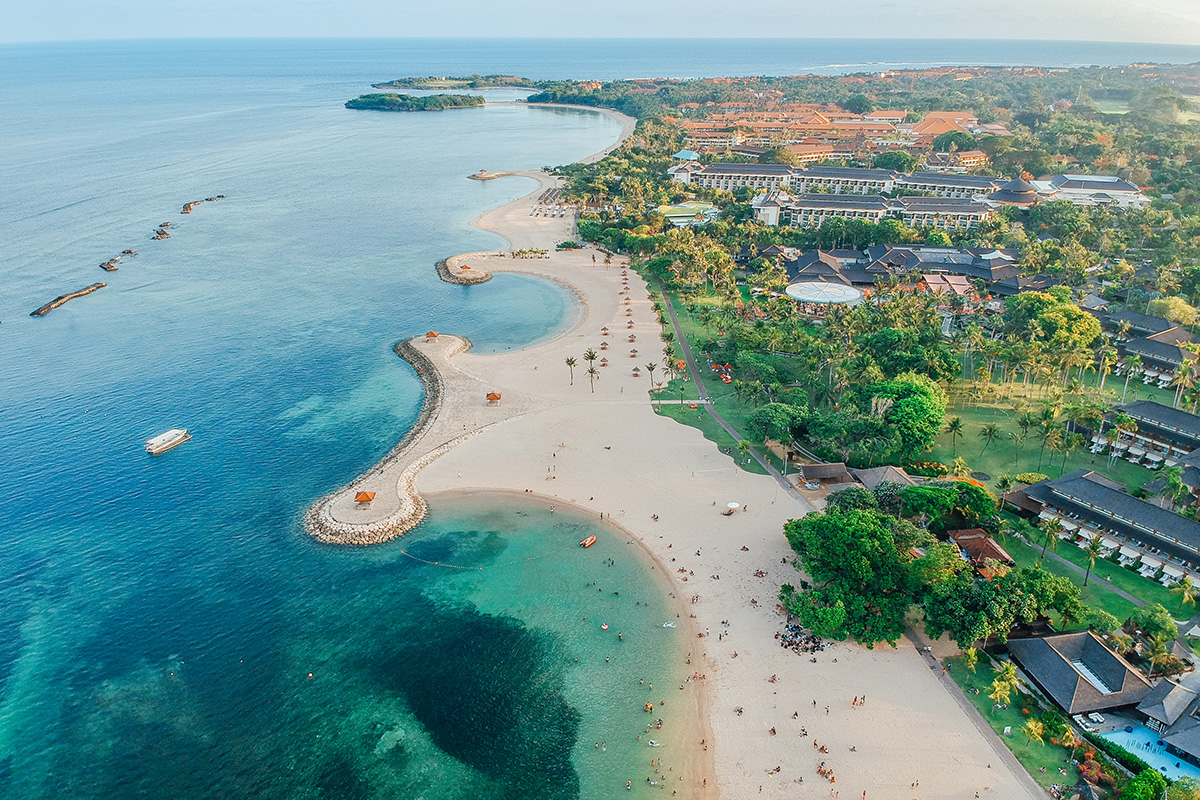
top-left (3, 37), bottom-right (1200, 800)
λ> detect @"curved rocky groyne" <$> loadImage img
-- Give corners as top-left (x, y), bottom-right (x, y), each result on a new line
top-left (436, 257), bottom-right (492, 285)
top-left (303, 335), bottom-right (471, 545)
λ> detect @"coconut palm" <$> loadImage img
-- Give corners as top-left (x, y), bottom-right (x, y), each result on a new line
top-left (945, 416), bottom-right (964, 455)
top-left (1022, 719), bottom-right (1045, 750)
top-left (1173, 359), bottom-right (1198, 409)
top-left (964, 647), bottom-right (979, 673)
top-left (1172, 575), bottom-right (1198, 614)
top-left (586, 366), bottom-right (600, 394)
top-left (1158, 464), bottom-right (1189, 511)
top-left (987, 679), bottom-right (1011, 715)
top-left (951, 457), bottom-right (971, 479)
top-left (565, 356), bottom-right (577, 385)
top-left (1146, 634), bottom-right (1171, 680)
top-left (1060, 727), bottom-right (1081, 764)
top-left (978, 423), bottom-right (1000, 455)
top-left (583, 348), bottom-right (598, 368)
top-left (1084, 534), bottom-right (1105, 586)
top-left (1121, 354), bottom-right (1142, 402)
top-left (644, 362), bottom-right (657, 403)
top-left (995, 473), bottom-right (1014, 500)
top-left (1040, 519), bottom-right (1063, 564)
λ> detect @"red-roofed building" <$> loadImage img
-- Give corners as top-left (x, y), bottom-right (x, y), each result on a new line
top-left (950, 529), bottom-right (1015, 579)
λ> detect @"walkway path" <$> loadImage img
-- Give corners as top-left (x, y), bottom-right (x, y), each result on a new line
top-left (656, 280), bottom-right (807, 504)
top-left (904, 629), bottom-right (1048, 799)
top-left (1031, 539), bottom-right (1148, 610)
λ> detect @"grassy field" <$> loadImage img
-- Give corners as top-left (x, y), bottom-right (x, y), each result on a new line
top-left (929, 402), bottom-right (1154, 493)
top-left (945, 655), bottom-right (1081, 789)
top-left (1093, 99), bottom-right (1132, 115)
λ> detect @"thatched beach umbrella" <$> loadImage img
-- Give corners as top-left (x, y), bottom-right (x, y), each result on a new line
top-left (355, 491), bottom-right (376, 504)
top-left (486, 392), bottom-right (502, 405)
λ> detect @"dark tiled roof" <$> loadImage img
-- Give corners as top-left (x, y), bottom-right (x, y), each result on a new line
top-left (1137, 679), bottom-right (1198, 726)
top-left (698, 163), bottom-right (793, 176)
top-left (898, 196), bottom-right (991, 214)
top-left (801, 462), bottom-right (851, 480)
top-left (1123, 336), bottom-right (1200, 369)
top-left (1051, 174), bottom-right (1141, 193)
top-left (989, 177), bottom-right (1041, 204)
top-left (1117, 400), bottom-right (1200, 441)
top-left (786, 194), bottom-right (892, 211)
top-left (1007, 631), bottom-right (1151, 714)
top-left (991, 273), bottom-right (1062, 297)
top-left (1021, 469), bottom-right (1200, 561)
top-left (849, 465), bottom-right (917, 489)
top-left (797, 166), bottom-right (900, 181)
top-left (1104, 311), bottom-right (1174, 336)
top-left (900, 172), bottom-right (1000, 189)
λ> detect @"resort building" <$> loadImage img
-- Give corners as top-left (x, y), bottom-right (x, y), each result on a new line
top-left (862, 245), bottom-right (1021, 283)
top-left (1033, 174), bottom-right (1151, 210)
top-left (894, 196), bottom-right (993, 230)
top-left (987, 177), bottom-right (1045, 207)
top-left (1102, 310), bottom-right (1177, 340)
top-left (1103, 400), bottom-right (1200, 505)
top-left (864, 109), bottom-right (909, 125)
top-left (1007, 631), bottom-right (1152, 715)
top-left (923, 150), bottom-right (990, 172)
top-left (790, 166), bottom-right (901, 195)
top-left (680, 163), bottom-right (794, 191)
top-left (775, 195), bottom-right (992, 231)
top-left (1120, 326), bottom-right (1200, 383)
top-left (781, 194), bottom-right (894, 228)
top-left (1008, 469), bottom-right (1200, 582)
top-left (895, 171), bottom-right (1000, 198)
top-left (949, 528), bottom-right (1014, 579)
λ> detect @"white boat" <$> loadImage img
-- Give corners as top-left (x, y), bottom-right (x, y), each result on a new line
top-left (145, 428), bottom-right (191, 454)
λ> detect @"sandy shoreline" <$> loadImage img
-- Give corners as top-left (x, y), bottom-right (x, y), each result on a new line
top-left (305, 104), bottom-right (1044, 799)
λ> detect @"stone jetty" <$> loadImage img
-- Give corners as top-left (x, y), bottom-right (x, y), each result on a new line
top-left (31, 283), bottom-right (106, 316)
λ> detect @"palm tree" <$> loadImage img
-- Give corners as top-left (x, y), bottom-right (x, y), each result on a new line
top-left (945, 416), bottom-right (964, 456)
top-left (1158, 464), bottom-right (1188, 511)
top-left (586, 366), bottom-right (599, 394)
top-left (1060, 727), bottom-right (1081, 765)
top-left (1008, 431), bottom-right (1022, 471)
top-left (1145, 634), bottom-right (1171, 680)
top-left (1172, 575), bottom-right (1198, 614)
top-left (964, 647), bottom-right (979, 673)
top-left (644, 362), bottom-right (657, 404)
top-left (583, 348), bottom-right (598, 369)
top-left (1040, 519), bottom-right (1063, 563)
top-left (1121, 354), bottom-right (1142, 402)
top-left (1173, 359), bottom-right (1198, 409)
top-left (951, 457), bottom-right (971, 479)
top-left (978, 423), bottom-right (1000, 455)
top-left (987, 679), bottom-right (1011, 715)
top-left (565, 356), bottom-right (576, 385)
top-left (1084, 534), bottom-right (1105, 586)
top-left (737, 439), bottom-right (751, 464)
top-left (1022, 719), bottom-right (1045, 750)
top-left (995, 473), bottom-right (1014, 500)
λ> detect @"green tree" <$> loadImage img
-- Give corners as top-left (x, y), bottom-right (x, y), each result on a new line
top-left (978, 423), bottom-right (1000, 455)
top-left (944, 416), bottom-right (964, 455)
top-left (586, 365), bottom-right (599, 393)
top-left (825, 486), bottom-right (879, 513)
top-left (781, 508), bottom-right (930, 647)
top-left (565, 356), bottom-right (576, 385)
top-left (1125, 769), bottom-right (1168, 800)
top-left (746, 402), bottom-right (804, 443)
top-left (1132, 603), bottom-right (1178, 641)
top-left (963, 646), bottom-right (979, 673)
top-left (873, 151), bottom-right (918, 172)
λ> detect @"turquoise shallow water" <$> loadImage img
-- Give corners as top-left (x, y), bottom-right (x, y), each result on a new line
top-left (7, 37), bottom-right (1200, 799)
top-left (0, 41), bottom-right (687, 800)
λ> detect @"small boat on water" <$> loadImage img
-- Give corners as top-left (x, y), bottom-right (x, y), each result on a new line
top-left (579, 535), bottom-right (597, 548)
top-left (145, 428), bottom-right (191, 455)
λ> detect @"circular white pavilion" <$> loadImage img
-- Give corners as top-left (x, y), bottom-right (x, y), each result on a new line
top-left (784, 281), bottom-right (864, 307)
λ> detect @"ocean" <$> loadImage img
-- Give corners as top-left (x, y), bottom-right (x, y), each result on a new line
top-left (1, 37), bottom-right (1198, 800)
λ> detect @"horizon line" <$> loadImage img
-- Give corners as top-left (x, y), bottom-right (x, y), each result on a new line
top-left (4, 35), bottom-right (1200, 48)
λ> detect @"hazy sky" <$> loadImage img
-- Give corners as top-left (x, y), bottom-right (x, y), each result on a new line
top-left (4, 0), bottom-right (1200, 45)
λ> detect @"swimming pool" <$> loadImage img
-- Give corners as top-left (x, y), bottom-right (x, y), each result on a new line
top-left (1102, 725), bottom-right (1200, 782)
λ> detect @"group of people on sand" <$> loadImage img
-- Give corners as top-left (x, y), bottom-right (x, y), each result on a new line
top-left (777, 622), bottom-right (826, 656)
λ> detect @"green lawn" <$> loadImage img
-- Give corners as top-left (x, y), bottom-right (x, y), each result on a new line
top-left (930, 402), bottom-right (1154, 494)
top-left (654, 402), bottom-right (769, 475)
top-left (1093, 99), bottom-right (1132, 115)
top-left (999, 525), bottom-right (1145, 624)
top-left (1019, 531), bottom-right (1180, 612)
top-left (945, 655), bottom-right (1080, 789)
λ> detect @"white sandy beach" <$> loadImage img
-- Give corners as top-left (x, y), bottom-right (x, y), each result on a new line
top-left (307, 107), bottom-right (1045, 800)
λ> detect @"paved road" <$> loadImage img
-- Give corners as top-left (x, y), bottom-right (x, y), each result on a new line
top-left (656, 281), bottom-right (808, 505)
top-left (903, 630), bottom-right (1046, 800)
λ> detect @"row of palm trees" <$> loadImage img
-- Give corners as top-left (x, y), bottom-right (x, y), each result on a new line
top-left (564, 347), bottom-right (683, 399)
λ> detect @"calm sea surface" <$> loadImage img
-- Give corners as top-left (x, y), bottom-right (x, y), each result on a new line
top-left (2, 38), bottom-right (1198, 800)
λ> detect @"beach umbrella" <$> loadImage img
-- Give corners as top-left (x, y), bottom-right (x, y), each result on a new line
top-left (355, 491), bottom-right (376, 503)
top-left (727, 503), bottom-right (740, 510)
top-left (425, 331), bottom-right (439, 338)
top-left (486, 392), bottom-right (502, 405)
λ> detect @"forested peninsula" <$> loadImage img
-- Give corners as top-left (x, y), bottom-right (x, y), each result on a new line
top-left (371, 74), bottom-right (537, 90)
top-left (344, 93), bottom-right (485, 112)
